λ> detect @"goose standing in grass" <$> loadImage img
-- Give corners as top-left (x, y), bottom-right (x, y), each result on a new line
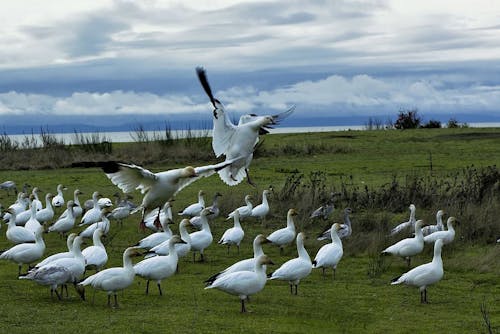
top-left (382, 220), bottom-right (426, 267)
top-left (390, 204), bottom-right (417, 236)
top-left (25, 199), bottom-right (43, 235)
top-left (178, 190), bottom-right (205, 217)
top-left (134, 211), bottom-right (173, 250)
top-left (147, 219), bottom-right (192, 260)
top-left (5, 208), bottom-right (36, 244)
top-left (79, 192), bottom-right (103, 227)
top-left (267, 209), bottom-right (298, 254)
top-left (205, 255), bottom-right (274, 313)
top-left (196, 67), bottom-right (295, 186)
top-left (422, 210), bottom-right (445, 237)
top-left (82, 228), bottom-right (108, 272)
top-left (134, 235), bottom-right (185, 295)
top-left (250, 189), bottom-right (271, 222)
top-left (218, 210), bottom-right (245, 254)
top-left (31, 187), bottom-right (43, 211)
top-left (36, 193), bottom-right (55, 226)
top-left (205, 234), bottom-right (271, 285)
top-left (317, 208), bottom-right (353, 241)
top-left (391, 238), bottom-right (445, 303)
top-left (101, 160), bottom-right (234, 230)
top-left (59, 189), bottom-right (83, 219)
top-left (0, 180), bottom-right (17, 196)
top-left (310, 192), bottom-right (336, 220)
top-left (424, 217), bottom-right (457, 245)
top-left (79, 208), bottom-right (112, 239)
top-left (268, 232), bottom-right (312, 295)
top-left (108, 205), bottom-right (131, 227)
top-left (0, 228), bottom-right (45, 275)
top-left (51, 184), bottom-right (66, 208)
top-left (19, 264), bottom-right (74, 300)
top-left (189, 208), bottom-right (214, 262)
top-left (8, 192), bottom-right (28, 215)
top-left (190, 192), bottom-right (222, 228)
top-left (24, 236), bottom-right (86, 298)
top-left (226, 195), bottom-right (253, 221)
top-left (144, 201), bottom-right (173, 232)
top-left (48, 200), bottom-right (78, 237)
top-left (13, 195), bottom-right (35, 226)
top-left (313, 223), bottom-right (344, 279)
top-left (35, 233), bottom-right (77, 269)
top-left (78, 246), bottom-right (142, 308)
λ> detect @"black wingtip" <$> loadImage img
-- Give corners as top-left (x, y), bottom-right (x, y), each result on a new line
top-left (196, 66), bottom-right (216, 108)
top-left (101, 161), bottom-right (121, 174)
top-left (391, 275), bottom-right (401, 283)
top-left (203, 272), bottom-right (220, 285)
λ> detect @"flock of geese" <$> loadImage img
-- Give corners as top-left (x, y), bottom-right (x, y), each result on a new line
top-left (0, 67), bottom-right (467, 312)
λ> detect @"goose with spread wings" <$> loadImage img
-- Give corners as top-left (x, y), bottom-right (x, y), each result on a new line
top-left (101, 160), bottom-right (235, 229)
top-left (196, 66), bottom-right (295, 186)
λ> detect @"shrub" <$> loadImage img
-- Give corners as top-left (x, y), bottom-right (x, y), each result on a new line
top-left (394, 108), bottom-right (421, 129)
top-left (421, 119), bottom-right (442, 128)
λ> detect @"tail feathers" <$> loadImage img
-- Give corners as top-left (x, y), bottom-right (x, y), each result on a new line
top-left (204, 272), bottom-right (221, 285)
top-left (267, 272), bottom-right (274, 279)
top-left (391, 275), bottom-right (403, 285)
top-left (311, 260), bottom-right (317, 268)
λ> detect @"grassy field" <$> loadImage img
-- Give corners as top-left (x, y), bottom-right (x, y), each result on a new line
top-left (0, 128), bottom-right (499, 333)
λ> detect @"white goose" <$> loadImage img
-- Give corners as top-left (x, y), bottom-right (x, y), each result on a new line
top-left (226, 195), bottom-right (253, 220)
top-left (204, 234), bottom-right (270, 285)
top-left (35, 193), bottom-right (55, 225)
top-left (189, 208), bottom-right (214, 262)
top-left (147, 219), bottom-right (192, 259)
top-left (5, 209), bottom-right (36, 244)
top-left (178, 190), bottom-right (205, 217)
top-left (35, 233), bottom-right (77, 268)
top-left (8, 192), bottom-right (28, 215)
top-left (424, 217), bottom-right (456, 245)
top-left (79, 192), bottom-right (103, 226)
top-left (267, 208), bottom-right (298, 254)
top-left (79, 208), bottom-right (112, 239)
top-left (31, 187), bottom-right (43, 211)
top-left (28, 235), bottom-right (86, 287)
top-left (19, 264), bottom-right (74, 300)
top-left (189, 192), bottom-right (222, 228)
top-left (196, 67), bottom-right (294, 186)
top-left (144, 201), bottom-right (173, 232)
top-left (134, 213), bottom-right (173, 250)
top-left (250, 189), bottom-right (271, 221)
top-left (59, 189), bottom-right (83, 219)
top-left (0, 228), bottom-right (45, 275)
top-left (391, 238), bottom-right (445, 303)
top-left (218, 210), bottom-right (245, 254)
top-left (101, 159), bottom-right (235, 229)
top-left (382, 219), bottom-right (426, 267)
top-left (205, 255), bottom-right (275, 313)
top-left (82, 228), bottom-right (108, 272)
top-left (269, 232), bottom-right (312, 295)
top-left (313, 223), bottom-right (344, 279)
top-left (48, 200), bottom-right (78, 236)
top-left (13, 195), bottom-right (34, 226)
top-left (134, 235), bottom-right (185, 295)
top-left (78, 246), bottom-right (142, 307)
top-left (51, 184), bottom-right (66, 208)
top-left (25, 199), bottom-right (43, 235)
top-left (422, 210), bottom-right (445, 237)
top-left (390, 204), bottom-right (417, 236)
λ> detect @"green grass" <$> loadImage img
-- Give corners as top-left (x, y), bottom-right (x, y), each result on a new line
top-left (0, 128), bottom-right (499, 333)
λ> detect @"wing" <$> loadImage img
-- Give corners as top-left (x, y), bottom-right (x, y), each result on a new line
top-left (102, 162), bottom-right (158, 194)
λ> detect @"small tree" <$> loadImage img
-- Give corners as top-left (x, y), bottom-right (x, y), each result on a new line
top-left (394, 108), bottom-right (421, 129)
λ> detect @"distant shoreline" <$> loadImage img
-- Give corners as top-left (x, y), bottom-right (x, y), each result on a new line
top-left (3, 122), bottom-right (500, 145)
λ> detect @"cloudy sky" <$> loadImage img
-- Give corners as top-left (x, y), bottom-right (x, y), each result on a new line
top-left (1, 0), bottom-right (500, 132)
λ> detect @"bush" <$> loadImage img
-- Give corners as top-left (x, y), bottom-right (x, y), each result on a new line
top-left (421, 119), bottom-right (442, 128)
top-left (394, 108), bottom-right (421, 129)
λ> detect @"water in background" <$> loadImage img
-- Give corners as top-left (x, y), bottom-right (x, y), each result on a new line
top-left (5, 123), bottom-right (500, 146)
